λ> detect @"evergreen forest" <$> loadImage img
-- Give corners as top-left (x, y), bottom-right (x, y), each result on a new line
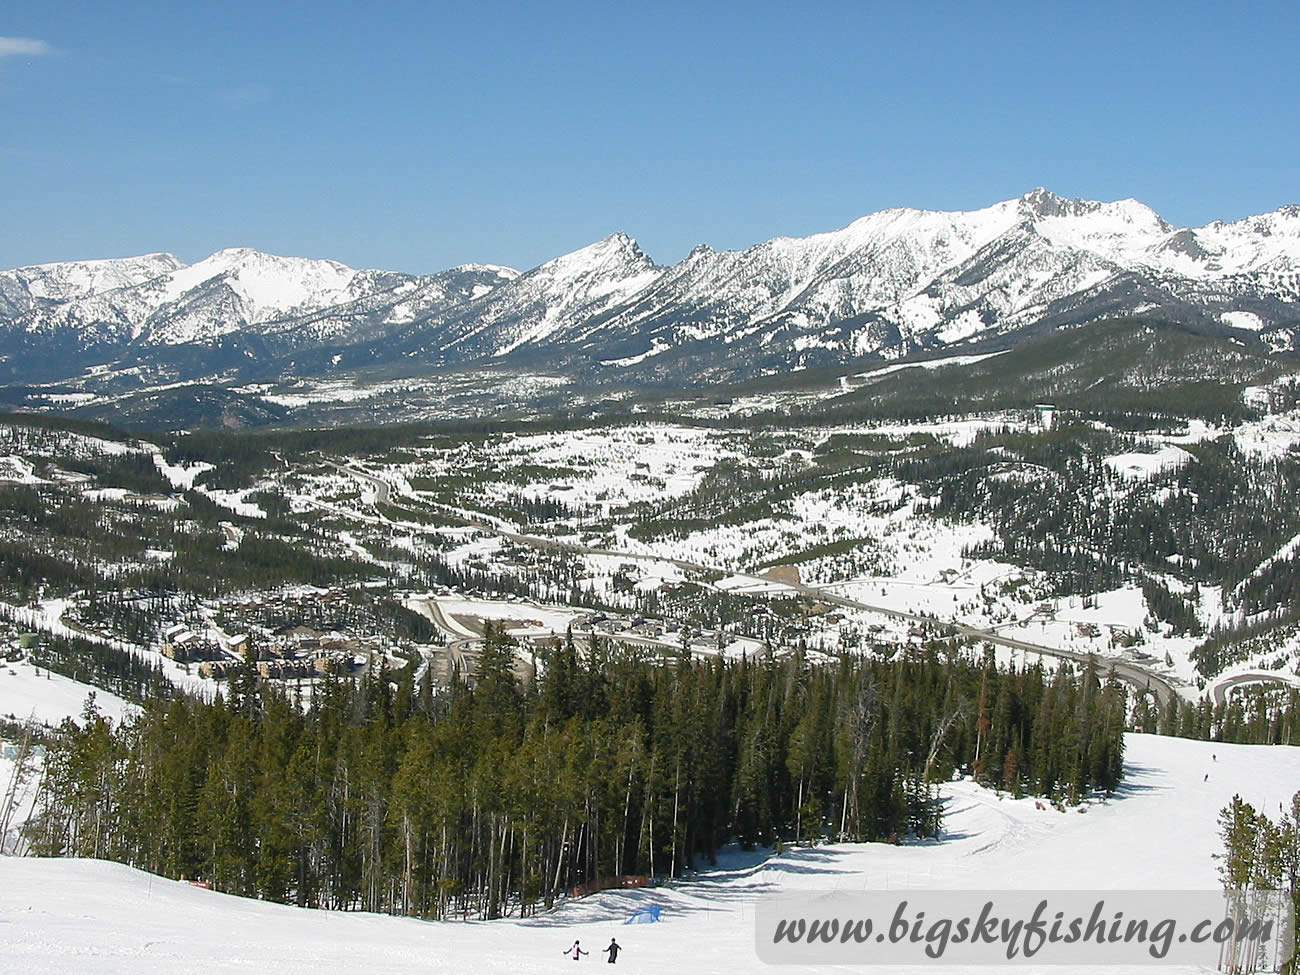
top-left (24, 632), bottom-right (1127, 919)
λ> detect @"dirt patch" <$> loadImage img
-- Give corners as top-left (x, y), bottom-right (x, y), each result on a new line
top-left (760, 564), bottom-right (801, 586)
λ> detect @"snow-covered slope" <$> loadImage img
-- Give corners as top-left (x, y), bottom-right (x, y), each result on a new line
top-left (4, 190), bottom-right (1299, 386)
top-left (575, 199), bottom-right (1026, 361)
top-left (390, 232), bottom-right (664, 363)
top-left (2, 734), bottom-right (1294, 974)
top-left (0, 253), bottom-right (182, 308)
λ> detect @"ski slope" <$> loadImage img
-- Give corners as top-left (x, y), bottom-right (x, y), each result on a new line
top-left (2, 734), bottom-right (1296, 974)
top-left (0, 656), bottom-right (134, 728)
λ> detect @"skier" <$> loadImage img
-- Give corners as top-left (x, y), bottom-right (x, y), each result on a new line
top-left (604, 938), bottom-right (622, 964)
top-left (563, 939), bottom-right (588, 961)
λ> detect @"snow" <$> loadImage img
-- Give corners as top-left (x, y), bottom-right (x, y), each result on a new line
top-left (0, 596), bottom-right (212, 707)
top-left (846, 350), bottom-right (1009, 384)
top-left (714, 575), bottom-right (796, 594)
top-left (198, 488), bottom-right (266, 519)
top-left (274, 410), bottom-right (1300, 685)
top-left (893, 293), bottom-right (944, 334)
top-left (144, 249), bottom-right (362, 333)
top-left (7, 192), bottom-right (1299, 380)
top-left (80, 487), bottom-right (181, 511)
top-left (1, 734), bottom-right (1295, 974)
top-left (152, 455), bottom-right (213, 490)
top-left (0, 656), bottom-right (135, 728)
top-left (281, 415), bottom-right (1221, 681)
top-left (411, 596), bottom-right (581, 639)
top-left (260, 380), bottom-right (382, 407)
top-left (223, 252), bottom-right (359, 323)
top-left (1031, 195), bottom-right (1170, 267)
top-left (399, 424), bottom-right (740, 516)
top-left (1176, 208), bottom-right (1300, 278)
top-left (462, 233), bottom-right (662, 357)
top-left (600, 336), bottom-right (672, 367)
top-left (855, 416), bottom-right (1024, 448)
top-left (4, 253), bottom-right (181, 301)
top-left (1232, 410), bottom-right (1300, 460)
top-left (1022, 192), bottom-right (1300, 284)
top-left (1102, 445), bottom-right (1192, 480)
top-left (935, 308), bottom-right (987, 345)
top-left (1209, 669), bottom-right (1300, 703)
top-left (37, 392), bottom-right (97, 406)
top-left (1235, 529), bottom-right (1300, 598)
top-left (0, 746), bottom-right (41, 854)
top-left (1221, 310), bottom-right (1266, 332)
top-left (0, 456), bottom-right (46, 484)
top-left (0, 428), bottom-right (142, 459)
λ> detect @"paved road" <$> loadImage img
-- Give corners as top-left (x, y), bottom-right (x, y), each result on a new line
top-left (329, 462), bottom-right (392, 506)
top-left (337, 466), bottom-right (1187, 704)
top-left (404, 597), bottom-right (479, 676)
top-left (789, 582), bottom-right (1181, 706)
top-left (1211, 672), bottom-right (1300, 707)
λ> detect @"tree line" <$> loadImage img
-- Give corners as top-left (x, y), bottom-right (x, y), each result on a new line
top-left (24, 634), bottom-right (1125, 919)
top-left (1134, 688), bottom-right (1300, 746)
top-left (1217, 790), bottom-right (1300, 975)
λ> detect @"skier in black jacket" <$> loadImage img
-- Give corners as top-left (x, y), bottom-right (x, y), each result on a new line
top-left (604, 938), bottom-right (622, 963)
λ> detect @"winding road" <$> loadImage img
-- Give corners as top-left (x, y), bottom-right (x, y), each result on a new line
top-left (1211, 672), bottom-right (1300, 707)
top-left (330, 464), bottom-right (1213, 707)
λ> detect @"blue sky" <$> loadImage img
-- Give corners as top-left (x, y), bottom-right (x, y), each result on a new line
top-left (2, 1), bottom-right (1297, 274)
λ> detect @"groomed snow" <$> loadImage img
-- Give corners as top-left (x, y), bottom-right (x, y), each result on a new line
top-left (0, 656), bottom-right (134, 728)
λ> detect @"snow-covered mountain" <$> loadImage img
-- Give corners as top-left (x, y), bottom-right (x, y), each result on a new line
top-left (527, 189), bottom-right (1300, 380)
top-left (3, 190), bottom-right (1299, 386)
top-left (4, 249), bottom-right (421, 348)
top-left (0, 249), bottom-right (518, 380)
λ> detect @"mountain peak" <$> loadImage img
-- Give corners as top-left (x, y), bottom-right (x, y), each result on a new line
top-left (195, 247), bottom-right (355, 273)
top-left (1018, 189), bottom-right (1171, 242)
top-left (1019, 187), bottom-right (1070, 216)
top-left (450, 263), bottom-right (520, 280)
top-left (603, 231), bottom-right (652, 262)
top-left (532, 232), bottom-right (656, 278)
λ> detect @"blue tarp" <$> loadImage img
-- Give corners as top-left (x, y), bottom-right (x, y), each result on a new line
top-left (625, 905), bottom-right (662, 924)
